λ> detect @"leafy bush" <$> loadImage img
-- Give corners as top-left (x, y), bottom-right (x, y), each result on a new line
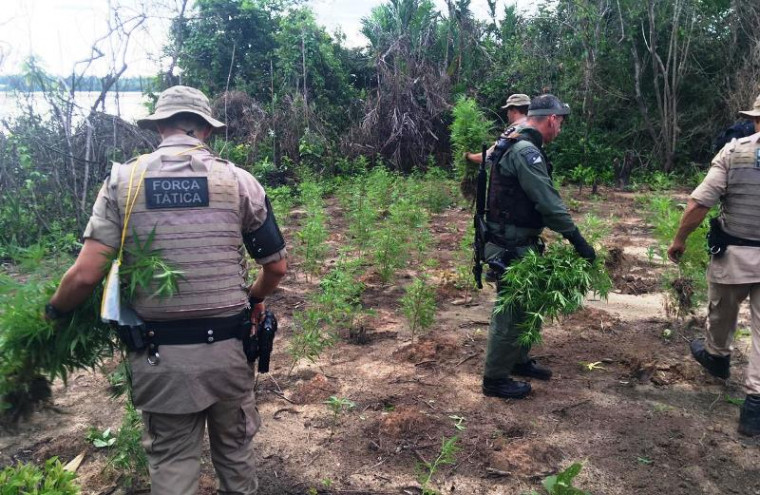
top-left (646, 195), bottom-right (709, 317)
top-left (495, 241), bottom-right (612, 347)
top-left (106, 402), bottom-right (148, 489)
top-left (449, 97), bottom-right (492, 202)
top-left (401, 277), bottom-right (437, 341)
top-left (0, 271), bottom-right (115, 420)
top-left (529, 462), bottom-right (590, 495)
top-left (0, 457), bottom-right (80, 494)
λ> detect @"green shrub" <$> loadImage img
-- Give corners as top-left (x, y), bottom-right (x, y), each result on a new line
top-left (0, 457), bottom-right (80, 494)
top-left (495, 241), bottom-right (612, 347)
top-left (450, 97), bottom-right (492, 202)
top-left (106, 402), bottom-right (148, 489)
top-left (401, 277), bottom-right (437, 341)
top-left (0, 272), bottom-right (115, 420)
top-left (646, 195), bottom-right (710, 317)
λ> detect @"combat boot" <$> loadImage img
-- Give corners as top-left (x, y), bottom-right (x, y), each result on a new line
top-left (690, 339), bottom-right (730, 379)
top-left (482, 376), bottom-right (531, 399)
top-left (738, 394), bottom-right (760, 437)
top-left (512, 359), bottom-right (552, 381)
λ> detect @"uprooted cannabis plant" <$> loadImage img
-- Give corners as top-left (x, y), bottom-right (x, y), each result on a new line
top-left (495, 216), bottom-right (612, 347)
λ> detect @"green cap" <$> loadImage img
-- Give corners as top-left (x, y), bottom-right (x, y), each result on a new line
top-left (527, 94), bottom-right (571, 117)
top-left (137, 85), bottom-right (226, 131)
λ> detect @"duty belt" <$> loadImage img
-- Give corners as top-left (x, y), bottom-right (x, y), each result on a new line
top-left (489, 234), bottom-right (541, 248)
top-left (143, 310), bottom-right (250, 365)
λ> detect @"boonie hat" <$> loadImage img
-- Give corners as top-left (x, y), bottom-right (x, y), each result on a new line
top-left (527, 94), bottom-right (572, 117)
top-left (738, 94), bottom-right (760, 118)
top-left (501, 93), bottom-right (531, 109)
top-left (137, 85), bottom-right (226, 131)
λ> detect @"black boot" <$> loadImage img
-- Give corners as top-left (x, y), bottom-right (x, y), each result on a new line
top-left (512, 359), bottom-right (553, 381)
top-left (739, 394), bottom-right (760, 437)
top-left (482, 376), bottom-right (531, 399)
top-left (690, 339), bottom-right (730, 379)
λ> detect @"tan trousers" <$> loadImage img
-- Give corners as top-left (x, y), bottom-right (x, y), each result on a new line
top-left (141, 392), bottom-right (261, 494)
top-left (705, 282), bottom-right (760, 394)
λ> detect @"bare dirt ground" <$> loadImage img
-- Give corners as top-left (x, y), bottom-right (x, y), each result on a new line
top-left (2, 187), bottom-right (759, 495)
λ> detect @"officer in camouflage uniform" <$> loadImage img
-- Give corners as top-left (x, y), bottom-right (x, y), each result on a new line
top-left (464, 93), bottom-right (531, 165)
top-left (667, 94), bottom-right (760, 436)
top-left (45, 86), bottom-right (288, 493)
top-left (482, 94), bottom-right (596, 399)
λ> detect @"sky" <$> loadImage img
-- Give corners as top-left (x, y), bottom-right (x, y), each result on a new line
top-left (0, 0), bottom-right (533, 77)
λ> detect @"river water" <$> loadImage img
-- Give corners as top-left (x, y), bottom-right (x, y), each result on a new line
top-left (0, 91), bottom-right (149, 125)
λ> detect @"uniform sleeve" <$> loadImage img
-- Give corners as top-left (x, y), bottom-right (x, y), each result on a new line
top-left (690, 145), bottom-right (730, 208)
top-left (83, 180), bottom-right (122, 249)
top-left (235, 168), bottom-right (287, 265)
top-left (511, 144), bottom-right (576, 235)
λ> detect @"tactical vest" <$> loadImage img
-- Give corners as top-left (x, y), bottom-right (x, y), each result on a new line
top-left (722, 135), bottom-right (760, 241)
top-left (486, 138), bottom-right (549, 231)
top-left (112, 149), bottom-right (248, 321)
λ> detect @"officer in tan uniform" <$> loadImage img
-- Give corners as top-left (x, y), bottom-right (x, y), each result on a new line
top-left (464, 93), bottom-right (531, 165)
top-left (667, 93), bottom-right (760, 437)
top-left (45, 85), bottom-right (288, 493)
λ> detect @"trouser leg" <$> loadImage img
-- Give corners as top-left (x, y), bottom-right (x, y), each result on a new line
top-left (142, 410), bottom-right (205, 495)
top-left (484, 300), bottom-right (531, 381)
top-left (705, 282), bottom-right (750, 357)
top-left (206, 392), bottom-right (261, 495)
top-left (745, 284), bottom-right (760, 395)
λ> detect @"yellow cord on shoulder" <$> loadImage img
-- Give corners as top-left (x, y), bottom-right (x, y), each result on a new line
top-left (116, 144), bottom-right (207, 264)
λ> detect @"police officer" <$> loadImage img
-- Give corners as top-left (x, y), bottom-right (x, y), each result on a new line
top-left (45, 85), bottom-right (288, 493)
top-left (481, 94), bottom-right (596, 399)
top-left (464, 93), bottom-right (531, 165)
top-left (667, 93), bottom-right (760, 437)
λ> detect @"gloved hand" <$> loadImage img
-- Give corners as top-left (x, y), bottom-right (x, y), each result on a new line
top-left (563, 228), bottom-right (596, 263)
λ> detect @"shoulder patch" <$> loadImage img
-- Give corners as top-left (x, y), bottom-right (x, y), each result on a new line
top-left (519, 146), bottom-right (543, 166)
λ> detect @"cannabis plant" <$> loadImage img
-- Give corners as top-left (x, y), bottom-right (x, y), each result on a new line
top-left (450, 96), bottom-right (492, 203)
top-left (0, 457), bottom-right (80, 494)
top-left (646, 195), bottom-right (709, 317)
top-left (401, 277), bottom-right (437, 341)
top-left (417, 436), bottom-right (460, 495)
top-left (495, 242), bottom-right (612, 347)
top-left (529, 462), bottom-right (591, 495)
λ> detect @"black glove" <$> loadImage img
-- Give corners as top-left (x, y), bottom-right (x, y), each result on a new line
top-left (563, 228), bottom-right (596, 263)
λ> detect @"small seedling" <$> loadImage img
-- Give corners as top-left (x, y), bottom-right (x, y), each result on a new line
top-left (637, 456), bottom-right (653, 465)
top-left (448, 415), bottom-right (466, 431)
top-left (725, 396), bottom-right (745, 407)
top-left (662, 328), bottom-right (672, 340)
top-left (401, 276), bottom-right (437, 342)
top-left (735, 327), bottom-right (751, 339)
top-left (417, 436), bottom-right (459, 495)
top-left (324, 396), bottom-right (356, 417)
top-left (579, 361), bottom-right (605, 372)
top-left (529, 462), bottom-right (591, 495)
top-left (86, 427), bottom-right (117, 448)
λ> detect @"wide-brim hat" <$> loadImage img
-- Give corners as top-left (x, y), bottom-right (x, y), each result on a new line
top-left (501, 93), bottom-right (531, 109)
top-left (738, 94), bottom-right (760, 118)
top-left (137, 85), bottom-right (226, 131)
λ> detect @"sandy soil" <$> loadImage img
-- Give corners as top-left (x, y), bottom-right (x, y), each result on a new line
top-left (1, 186), bottom-right (759, 495)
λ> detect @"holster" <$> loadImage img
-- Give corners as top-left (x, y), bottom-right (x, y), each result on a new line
top-left (115, 324), bottom-right (147, 352)
top-left (705, 218), bottom-right (760, 258)
top-left (243, 310), bottom-right (278, 373)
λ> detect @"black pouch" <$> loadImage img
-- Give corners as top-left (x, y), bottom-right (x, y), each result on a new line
top-left (115, 324), bottom-right (147, 351)
top-left (707, 217), bottom-right (728, 258)
top-left (485, 247), bottom-right (519, 282)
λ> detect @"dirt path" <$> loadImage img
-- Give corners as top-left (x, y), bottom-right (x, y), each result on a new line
top-left (2, 187), bottom-right (759, 495)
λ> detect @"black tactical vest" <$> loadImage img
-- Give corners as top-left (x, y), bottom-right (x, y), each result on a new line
top-left (486, 135), bottom-right (551, 230)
